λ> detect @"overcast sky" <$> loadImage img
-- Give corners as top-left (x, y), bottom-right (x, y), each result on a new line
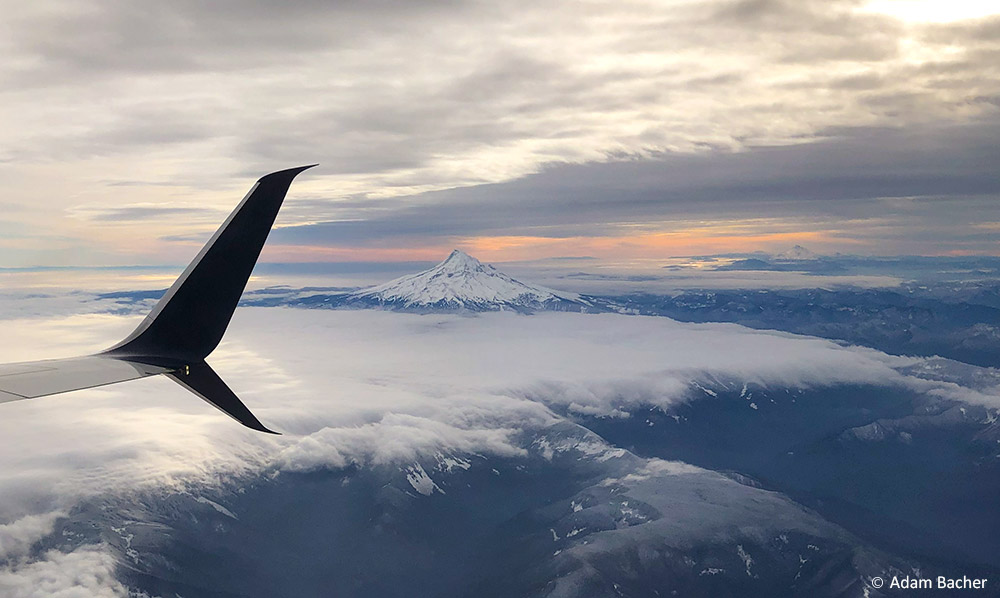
top-left (1, 0), bottom-right (998, 267)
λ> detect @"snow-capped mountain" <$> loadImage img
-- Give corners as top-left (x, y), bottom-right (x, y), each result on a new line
top-left (345, 249), bottom-right (591, 312)
top-left (775, 244), bottom-right (817, 260)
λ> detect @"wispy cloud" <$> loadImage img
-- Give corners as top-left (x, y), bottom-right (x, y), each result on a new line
top-left (67, 203), bottom-right (224, 223)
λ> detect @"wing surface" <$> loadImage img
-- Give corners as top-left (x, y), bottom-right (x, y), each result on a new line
top-left (0, 356), bottom-right (173, 403)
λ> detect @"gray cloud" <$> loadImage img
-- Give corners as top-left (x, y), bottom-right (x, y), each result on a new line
top-left (271, 120), bottom-right (1000, 253)
top-left (0, 545), bottom-right (128, 598)
top-left (6, 0), bottom-right (463, 81)
top-left (68, 204), bottom-right (224, 223)
top-left (0, 512), bottom-right (63, 561)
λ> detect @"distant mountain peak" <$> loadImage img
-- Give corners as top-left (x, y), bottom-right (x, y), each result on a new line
top-left (775, 245), bottom-right (816, 260)
top-left (346, 250), bottom-right (588, 312)
top-left (440, 249), bottom-right (486, 272)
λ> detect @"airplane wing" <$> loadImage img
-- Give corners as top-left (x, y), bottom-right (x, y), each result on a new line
top-left (0, 356), bottom-right (173, 403)
top-left (0, 165), bottom-right (317, 434)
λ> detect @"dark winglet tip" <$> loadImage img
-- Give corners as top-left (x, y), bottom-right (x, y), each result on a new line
top-left (238, 412), bottom-right (281, 435)
top-left (258, 164), bottom-right (318, 183)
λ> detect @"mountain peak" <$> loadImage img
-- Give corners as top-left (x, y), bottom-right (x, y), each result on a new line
top-left (776, 245), bottom-right (816, 260)
top-left (440, 249), bottom-right (485, 272)
top-left (348, 250), bottom-right (586, 312)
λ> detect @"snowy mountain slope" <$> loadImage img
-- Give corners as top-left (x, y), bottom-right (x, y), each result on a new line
top-left (344, 250), bottom-right (592, 312)
top-left (98, 421), bottom-right (920, 598)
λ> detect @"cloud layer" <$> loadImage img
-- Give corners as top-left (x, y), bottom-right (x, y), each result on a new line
top-left (0, 303), bottom-right (995, 514)
top-left (0, 290), bottom-right (999, 591)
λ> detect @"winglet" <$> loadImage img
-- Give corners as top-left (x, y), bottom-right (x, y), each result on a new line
top-left (105, 165), bottom-right (316, 361)
top-left (167, 361), bottom-right (279, 434)
top-left (103, 165), bottom-right (316, 433)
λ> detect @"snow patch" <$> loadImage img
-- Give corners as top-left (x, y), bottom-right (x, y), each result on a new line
top-left (195, 497), bottom-right (238, 520)
top-left (737, 544), bottom-right (755, 578)
top-left (434, 452), bottom-right (471, 473)
top-left (404, 462), bottom-right (443, 496)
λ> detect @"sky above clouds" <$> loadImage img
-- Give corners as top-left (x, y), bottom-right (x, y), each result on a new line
top-left (0, 0), bottom-right (998, 267)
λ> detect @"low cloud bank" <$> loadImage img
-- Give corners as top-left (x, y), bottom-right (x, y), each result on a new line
top-left (0, 302), bottom-right (997, 591)
top-left (0, 306), bottom-right (995, 508)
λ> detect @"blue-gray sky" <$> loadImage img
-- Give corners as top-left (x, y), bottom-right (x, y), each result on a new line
top-left (1, 0), bottom-right (998, 266)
